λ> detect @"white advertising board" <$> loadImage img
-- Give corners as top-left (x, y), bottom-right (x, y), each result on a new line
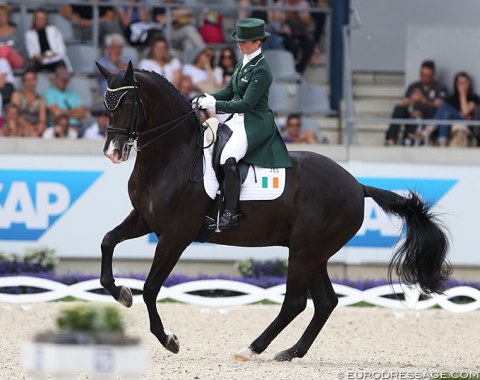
top-left (0, 154), bottom-right (477, 265)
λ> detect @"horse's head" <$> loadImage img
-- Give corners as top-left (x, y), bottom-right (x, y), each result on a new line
top-left (96, 61), bottom-right (143, 164)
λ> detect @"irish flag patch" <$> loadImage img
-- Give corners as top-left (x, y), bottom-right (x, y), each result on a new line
top-left (262, 176), bottom-right (279, 189)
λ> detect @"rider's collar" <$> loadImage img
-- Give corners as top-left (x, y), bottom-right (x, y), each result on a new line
top-left (242, 48), bottom-right (262, 68)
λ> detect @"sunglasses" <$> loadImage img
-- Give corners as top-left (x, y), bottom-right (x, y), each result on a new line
top-left (222, 55), bottom-right (233, 59)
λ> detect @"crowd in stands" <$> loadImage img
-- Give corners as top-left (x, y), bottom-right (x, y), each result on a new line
top-left (0, 0), bottom-right (330, 142)
top-left (386, 59), bottom-right (480, 147)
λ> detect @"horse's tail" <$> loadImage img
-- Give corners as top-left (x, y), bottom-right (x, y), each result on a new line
top-left (363, 185), bottom-right (452, 294)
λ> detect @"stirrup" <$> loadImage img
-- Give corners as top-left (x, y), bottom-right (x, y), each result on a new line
top-left (207, 210), bottom-right (240, 231)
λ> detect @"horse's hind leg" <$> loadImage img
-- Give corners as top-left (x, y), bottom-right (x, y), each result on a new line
top-left (234, 261), bottom-right (311, 361)
top-left (100, 209), bottom-right (151, 307)
top-left (274, 262), bottom-right (338, 361)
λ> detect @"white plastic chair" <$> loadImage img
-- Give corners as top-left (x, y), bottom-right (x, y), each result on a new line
top-left (264, 49), bottom-right (301, 82)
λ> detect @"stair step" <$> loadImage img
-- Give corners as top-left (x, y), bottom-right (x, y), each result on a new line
top-left (354, 99), bottom-right (397, 114)
top-left (353, 72), bottom-right (404, 86)
top-left (353, 85), bottom-right (404, 98)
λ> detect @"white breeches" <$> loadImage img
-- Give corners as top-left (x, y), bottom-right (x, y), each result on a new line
top-left (220, 113), bottom-right (248, 165)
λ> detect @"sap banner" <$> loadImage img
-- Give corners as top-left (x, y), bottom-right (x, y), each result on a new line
top-left (0, 155), bottom-right (477, 265)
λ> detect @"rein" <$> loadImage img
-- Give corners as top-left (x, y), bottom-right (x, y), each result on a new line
top-left (105, 81), bottom-right (197, 151)
top-left (105, 78), bottom-right (209, 181)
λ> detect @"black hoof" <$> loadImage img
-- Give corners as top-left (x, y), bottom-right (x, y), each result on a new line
top-left (117, 286), bottom-right (133, 308)
top-left (165, 332), bottom-right (180, 354)
top-left (274, 348), bottom-right (298, 362)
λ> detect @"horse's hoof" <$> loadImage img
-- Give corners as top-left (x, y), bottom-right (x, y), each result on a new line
top-left (117, 286), bottom-right (133, 308)
top-left (233, 347), bottom-right (256, 362)
top-left (165, 332), bottom-right (180, 354)
top-left (274, 349), bottom-right (296, 362)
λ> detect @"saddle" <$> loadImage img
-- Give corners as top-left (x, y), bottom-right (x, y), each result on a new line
top-left (204, 118), bottom-right (251, 184)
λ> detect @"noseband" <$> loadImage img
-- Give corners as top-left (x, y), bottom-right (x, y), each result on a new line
top-left (104, 75), bottom-right (197, 151)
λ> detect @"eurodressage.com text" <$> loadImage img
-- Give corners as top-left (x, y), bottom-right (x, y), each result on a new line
top-left (337, 371), bottom-right (480, 379)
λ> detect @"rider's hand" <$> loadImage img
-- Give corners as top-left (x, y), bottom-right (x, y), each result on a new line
top-left (191, 96), bottom-right (201, 109)
top-left (197, 93), bottom-right (216, 109)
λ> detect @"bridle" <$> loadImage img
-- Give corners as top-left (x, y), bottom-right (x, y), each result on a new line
top-left (104, 76), bottom-right (197, 151)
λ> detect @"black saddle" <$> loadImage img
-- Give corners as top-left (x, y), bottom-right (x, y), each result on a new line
top-left (211, 123), bottom-right (251, 184)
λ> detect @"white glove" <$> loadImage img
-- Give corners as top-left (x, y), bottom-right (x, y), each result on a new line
top-left (197, 93), bottom-right (216, 109)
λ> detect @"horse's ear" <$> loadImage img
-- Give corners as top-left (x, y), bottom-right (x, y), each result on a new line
top-left (95, 61), bottom-right (111, 80)
top-left (124, 61), bottom-right (134, 83)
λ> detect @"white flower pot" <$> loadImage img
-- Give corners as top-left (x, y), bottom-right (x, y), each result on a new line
top-left (21, 343), bottom-right (148, 379)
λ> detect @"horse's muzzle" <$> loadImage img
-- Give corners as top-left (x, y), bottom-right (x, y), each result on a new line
top-left (104, 139), bottom-right (131, 163)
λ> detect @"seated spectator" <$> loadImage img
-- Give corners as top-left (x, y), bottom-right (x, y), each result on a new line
top-left (152, 1), bottom-right (206, 50)
top-left (138, 35), bottom-right (182, 88)
top-left (0, 103), bottom-right (27, 137)
top-left (45, 67), bottom-right (87, 133)
top-left (10, 70), bottom-right (47, 137)
top-left (178, 74), bottom-right (194, 101)
top-left (25, 8), bottom-right (72, 73)
top-left (282, 113), bottom-right (318, 143)
top-left (0, 3), bottom-right (25, 69)
top-left (0, 56), bottom-right (15, 106)
top-left (309, 0), bottom-right (328, 66)
top-left (385, 60), bottom-right (447, 146)
top-left (42, 113), bottom-right (78, 139)
top-left (182, 48), bottom-right (220, 97)
top-left (240, 0), bottom-right (284, 50)
top-left (82, 104), bottom-right (108, 140)
top-left (58, 1), bottom-right (121, 46)
top-left (270, 0), bottom-right (315, 74)
top-left (213, 47), bottom-right (238, 85)
top-left (199, 10), bottom-right (224, 44)
top-left (96, 33), bottom-right (129, 95)
top-left (116, 0), bottom-right (163, 47)
top-left (425, 71), bottom-right (480, 147)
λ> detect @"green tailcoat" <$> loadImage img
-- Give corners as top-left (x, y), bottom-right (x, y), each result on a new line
top-left (212, 54), bottom-right (292, 168)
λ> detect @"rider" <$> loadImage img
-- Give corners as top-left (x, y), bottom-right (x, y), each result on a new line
top-left (195, 18), bottom-right (292, 231)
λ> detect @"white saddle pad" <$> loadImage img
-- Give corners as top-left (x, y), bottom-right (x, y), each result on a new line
top-left (203, 131), bottom-right (286, 201)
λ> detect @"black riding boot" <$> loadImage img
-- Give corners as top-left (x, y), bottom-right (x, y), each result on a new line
top-left (208, 157), bottom-right (241, 231)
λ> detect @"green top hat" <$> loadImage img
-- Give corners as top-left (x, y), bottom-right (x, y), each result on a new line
top-left (231, 18), bottom-right (271, 42)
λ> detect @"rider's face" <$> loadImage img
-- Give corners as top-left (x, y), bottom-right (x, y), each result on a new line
top-left (237, 40), bottom-right (261, 55)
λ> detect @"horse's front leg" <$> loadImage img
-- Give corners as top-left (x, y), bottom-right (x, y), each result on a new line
top-left (143, 236), bottom-right (190, 354)
top-left (100, 209), bottom-right (151, 307)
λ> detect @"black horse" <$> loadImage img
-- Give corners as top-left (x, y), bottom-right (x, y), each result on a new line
top-left (97, 62), bottom-right (451, 361)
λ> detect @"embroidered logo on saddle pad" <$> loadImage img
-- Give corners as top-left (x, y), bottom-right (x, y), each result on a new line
top-left (202, 119), bottom-right (286, 200)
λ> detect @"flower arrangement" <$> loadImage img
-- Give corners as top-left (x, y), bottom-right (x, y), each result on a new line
top-left (34, 304), bottom-right (139, 345)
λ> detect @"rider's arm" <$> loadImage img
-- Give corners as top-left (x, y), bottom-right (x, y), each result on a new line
top-left (214, 68), bottom-right (270, 113)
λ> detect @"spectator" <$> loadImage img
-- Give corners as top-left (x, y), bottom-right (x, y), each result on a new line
top-left (138, 35), bottom-right (182, 88)
top-left (182, 48), bottom-right (220, 97)
top-left (58, 1), bottom-right (121, 46)
top-left (42, 113), bottom-right (78, 139)
top-left (96, 33), bottom-right (129, 95)
top-left (152, 0), bottom-right (206, 50)
top-left (10, 70), bottom-right (47, 137)
top-left (178, 74), bottom-right (194, 101)
top-left (0, 103), bottom-right (27, 137)
top-left (45, 67), bottom-right (87, 133)
top-left (270, 0), bottom-right (315, 74)
top-left (385, 60), bottom-right (447, 146)
top-left (83, 105), bottom-right (108, 140)
top-left (309, 0), bottom-right (328, 66)
top-left (425, 71), bottom-right (480, 147)
top-left (282, 113), bottom-right (318, 143)
top-left (240, 0), bottom-right (284, 50)
top-left (0, 3), bottom-right (25, 69)
top-left (25, 8), bottom-right (72, 73)
top-left (116, 0), bottom-right (163, 47)
top-left (0, 56), bottom-right (14, 106)
top-left (213, 47), bottom-right (238, 85)
top-left (199, 10), bottom-right (224, 44)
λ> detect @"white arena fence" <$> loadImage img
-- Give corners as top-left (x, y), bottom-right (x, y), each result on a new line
top-left (0, 276), bottom-right (479, 313)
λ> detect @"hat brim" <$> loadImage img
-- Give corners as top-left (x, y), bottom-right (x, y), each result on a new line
top-left (231, 30), bottom-right (271, 42)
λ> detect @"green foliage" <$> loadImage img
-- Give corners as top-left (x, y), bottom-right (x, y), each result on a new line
top-left (23, 247), bottom-right (58, 271)
top-left (235, 258), bottom-right (288, 278)
top-left (57, 305), bottom-right (124, 333)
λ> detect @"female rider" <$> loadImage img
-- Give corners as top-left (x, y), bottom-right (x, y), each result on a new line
top-left (195, 18), bottom-right (292, 231)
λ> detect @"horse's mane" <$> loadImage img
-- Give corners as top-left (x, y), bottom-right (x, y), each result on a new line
top-left (136, 69), bottom-right (191, 111)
